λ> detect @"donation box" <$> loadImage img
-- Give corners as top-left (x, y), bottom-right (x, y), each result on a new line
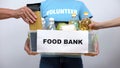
top-left (29, 30), bottom-right (96, 54)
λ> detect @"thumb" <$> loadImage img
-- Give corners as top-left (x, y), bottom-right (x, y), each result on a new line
top-left (89, 23), bottom-right (94, 29)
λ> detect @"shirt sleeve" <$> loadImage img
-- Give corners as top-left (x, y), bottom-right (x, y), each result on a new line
top-left (79, 2), bottom-right (93, 20)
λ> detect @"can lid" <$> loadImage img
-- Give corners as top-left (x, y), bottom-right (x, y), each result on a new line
top-left (27, 3), bottom-right (40, 11)
top-left (84, 12), bottom-right (88, 15)
top-left (49, 18), bottom-right (54, 21)
top-left (49, 18), bottom-right (54, 24)
top-left (72, 12), bottom-right (76, 17)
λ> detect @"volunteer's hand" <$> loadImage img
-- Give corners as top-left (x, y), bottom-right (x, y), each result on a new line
top-left (83, 39), bottom-right (99, 57)
top-left (24, 38), bottom-right (39, 55)
top-left (14, 6), bottom-right (37, 24)
top-left (83, 49), bottom-right (99, 57)
top-left (83, 52), bottom-right (98, 57)
top-left (89, 21), bottom-right (100, 30)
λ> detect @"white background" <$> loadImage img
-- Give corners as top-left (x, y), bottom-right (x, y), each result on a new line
top-left (0, 0), bottom-right (120, 68)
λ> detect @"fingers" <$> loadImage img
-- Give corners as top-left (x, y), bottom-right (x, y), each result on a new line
top-left (21, 14), bottom-right (29, 23)
top-left (83, 46), bottom-right (99, 57)
top-left (83, 52), bottom-right (98, 57)
top-left (89, 23), bottom-right (97, 30)
top-left (89, 21), bottom-right (101, 30)
top-left (22, 7), bottom-right (36, 23)
top-left (25, 7), bottom-right (37, 21)
top-left (24, 39), bottom-right (39, 55)
top-left (89, 20), bottom-right (95, 30)
top-left (29, 52), bottom-right (39, 55)
top-left (88, 23), bottom-right (94, 30)
top-left (18, 6), bottom-right (37, 24)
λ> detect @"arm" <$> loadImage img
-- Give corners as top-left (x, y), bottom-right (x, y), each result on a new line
top-left (98, 17), bottom-right (120, 29)
top-left (0, 7), bottom-right (37, 23)
top-left (0, 8), bottom-right (18, 19)
top-left (89, 17), bottom-right (120, 29)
